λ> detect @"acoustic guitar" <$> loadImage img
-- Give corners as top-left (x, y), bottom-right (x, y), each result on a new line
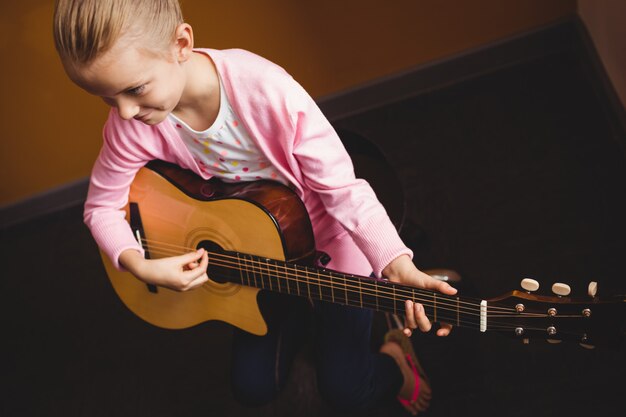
top-left (101, 160), bottom-right (625, 349)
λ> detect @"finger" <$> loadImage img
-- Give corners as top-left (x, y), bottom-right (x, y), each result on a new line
top-left (182, 251), bottom-right (208, 276)
top-left (414, 303), bottom-right (432, 332)
top-left (185, 250), bottom-right (208, 269)
top-left (185, 272), bottom-right (209, 290)
top-left (177, 248), bottom-right (206, 264)
top-left (198, 250), bottom-right (209, 268)
top-left (422, 277), bottom-right (457, 295)
top-left (185, 262), bottom-right (199, 270)
top-left (182, 258), bottom-right (210, 290)
top-left (196, 251), bottom-right (209, 275)
top-left (436, 322), bottom-right (453, 337)
top-left (436, 327), bottom-right (451, 336)
top-left (414, 271), bottom-right (457, 295)
top-left (404, 300), bottom-right (417, 330)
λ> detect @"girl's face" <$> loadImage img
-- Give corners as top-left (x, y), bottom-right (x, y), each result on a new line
top-left (64, 36), bottom-right (189, 126)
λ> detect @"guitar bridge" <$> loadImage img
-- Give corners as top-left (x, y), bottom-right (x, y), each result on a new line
top-left (130, 202), bottom-right (158, 294)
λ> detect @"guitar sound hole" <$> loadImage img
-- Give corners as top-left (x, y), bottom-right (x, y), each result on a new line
top-left (197, 240), bottom-right (229, 284)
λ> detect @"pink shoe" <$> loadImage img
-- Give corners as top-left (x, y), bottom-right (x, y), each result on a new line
top-left (384, 329), bottom-right (432, 411)
top-left (397, 353), bottom-right (421, 407)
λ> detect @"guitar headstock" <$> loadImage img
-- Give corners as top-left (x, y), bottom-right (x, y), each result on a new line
top-left (488, 279), bottom-right (625, 349)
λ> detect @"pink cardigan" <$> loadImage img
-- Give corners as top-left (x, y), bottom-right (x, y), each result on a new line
top-left (84, 48), bottom-right (412, 277)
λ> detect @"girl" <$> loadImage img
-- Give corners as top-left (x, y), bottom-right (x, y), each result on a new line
top-left (53, 0), bottom-right (456, 414)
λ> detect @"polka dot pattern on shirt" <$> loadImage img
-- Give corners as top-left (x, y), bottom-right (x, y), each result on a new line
top-left (169, 78), bottom-right (288, 185)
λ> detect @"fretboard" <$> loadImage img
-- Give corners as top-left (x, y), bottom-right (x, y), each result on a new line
top-left (206, 250), bottom-right (488, 332)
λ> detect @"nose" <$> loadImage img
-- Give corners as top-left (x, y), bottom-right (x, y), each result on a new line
top-left (115, 97), bottom-right (141, 120)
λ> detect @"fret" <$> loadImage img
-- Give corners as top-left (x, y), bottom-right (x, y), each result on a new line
top-left (282, 263), bottom-right (289, 294)
top-left (241, 253), bottom-right (248, 287)
top-left (343, 275), bottom-right (366, 309)
top-left (259, 258), bottom-right (274, 291)
top-left (293, 264), bottom-right (302, 297)
top-left (359, 278), bottom-right (363, 308)
top-left (316, 269), bottom-right (323, 301)
top-left (392, 284), bottom-right (397, 315)
top-left (433, 292), bottom-right (437, 323)
top-left (267, 260), bottom-right (276, 293)
top-left (378, 282), bottom-right (396, 314)
top-left (303, 265), bottom-right (312, 300)
top-left (273, 261), bottom-right (281, 293)
top-left (456, 296), bottom-right (460, 327)
top-left (255, 255), bottom-right (262, 289)
top-left (260, 256), bottom-right (271, 290)
top-left (242, 254), bottom-right (250, 287)
top-left (275, 260), bottom-right (288, 295)
top-left (361, 278), bottom-right (377, 312)
top-left (375, 280), bottom-right (380, 311)
top-left (236, 253), bottom-right (244, 286)
top-left (329, 272), bottom-right (347, 306)
top-left (284, 262), bottom-right (296, 295)
top-left (248, 254), bottom-right (261, 289)
top-left (329, 271), bottom-right (335, 303)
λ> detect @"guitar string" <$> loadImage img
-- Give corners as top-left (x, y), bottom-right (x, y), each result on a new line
top-left (135, 247), bottom-right (585, 338)
top-left (138, 245), bottom-right (578, 337)
top-left (141, 244), bottom-right (556, 329)
top-left (141, 235), bottom-right (590, 333)
top-left (139, 237), bottom-right (514, 313)
top-left (142, 242), bottom-right (492, 317)
top-left (137, 246), bottom-right (511, 331)
top-left (141, 240), bottom-right (551, 318)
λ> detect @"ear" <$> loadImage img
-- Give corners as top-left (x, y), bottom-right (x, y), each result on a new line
top-left (173, 23), bottom-right (194, 62)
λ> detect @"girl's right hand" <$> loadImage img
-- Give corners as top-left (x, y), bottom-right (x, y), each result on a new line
top-left (119, 248), bottom-right (209, 291)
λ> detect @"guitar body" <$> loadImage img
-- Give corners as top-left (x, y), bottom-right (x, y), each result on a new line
top-left (102, 160), bottom-right (316, 335)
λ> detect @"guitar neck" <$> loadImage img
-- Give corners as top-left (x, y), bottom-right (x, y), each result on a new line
top-left (207, 250), bottom-right (487, 332)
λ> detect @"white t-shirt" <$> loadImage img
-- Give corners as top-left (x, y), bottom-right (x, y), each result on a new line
top-left (169, 78), bottom-right (288, 185)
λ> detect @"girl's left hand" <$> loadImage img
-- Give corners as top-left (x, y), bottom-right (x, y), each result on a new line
top-left (381, 255), bottom-right (457, 337)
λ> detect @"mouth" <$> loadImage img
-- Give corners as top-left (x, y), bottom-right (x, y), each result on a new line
top-left (134, 113), bottom-right (151, 122)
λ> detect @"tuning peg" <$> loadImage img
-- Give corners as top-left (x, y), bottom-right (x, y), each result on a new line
top-left (520, 278), bottom-right (539, 292)
top-left (579, 335), bottom-right (594, 349)
top-left (588, 281), bottom-right (598, 297)
top-left (551, 282), bottom-right (571, 296)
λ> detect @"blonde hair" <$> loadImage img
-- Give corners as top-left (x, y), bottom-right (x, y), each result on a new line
top-left (53, 0), bottom-right (184, 64)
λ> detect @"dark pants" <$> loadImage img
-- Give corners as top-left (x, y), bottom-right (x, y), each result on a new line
top-left (230, 291), bottom-right (403, 412)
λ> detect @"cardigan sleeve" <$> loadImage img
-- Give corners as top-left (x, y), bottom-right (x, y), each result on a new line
top-left (284, 79), bottom-right (413, 277)
top-left (83, 111), bottom-right (149, 270)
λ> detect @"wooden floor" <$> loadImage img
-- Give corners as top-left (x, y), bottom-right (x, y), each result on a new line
top-left (3, 29), bottom-right (625, 417)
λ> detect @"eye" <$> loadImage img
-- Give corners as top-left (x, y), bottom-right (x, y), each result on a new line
top-left (126, 85), bottom-right (145, 96)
